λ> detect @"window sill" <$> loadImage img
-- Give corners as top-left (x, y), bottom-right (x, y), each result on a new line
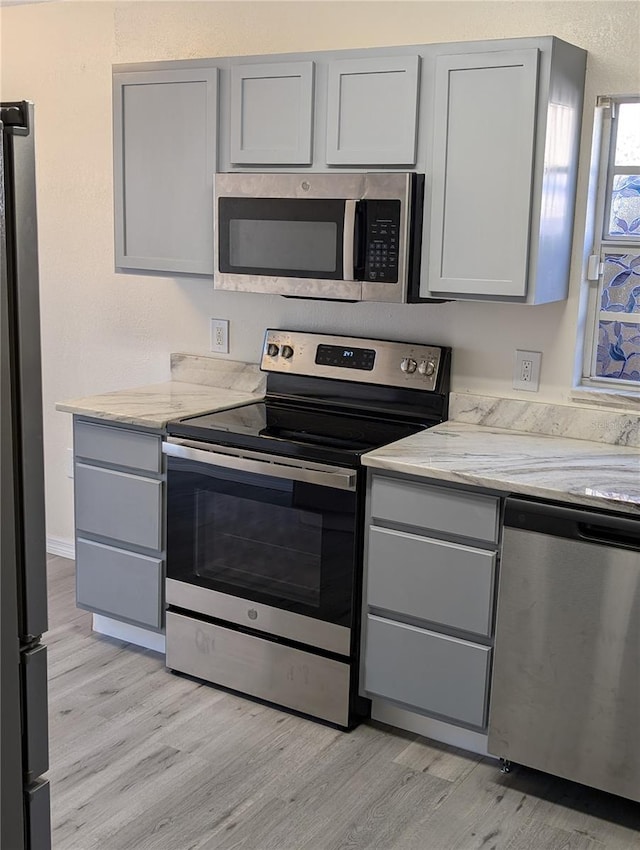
top-left (571, 386), bottom-right (640, 411)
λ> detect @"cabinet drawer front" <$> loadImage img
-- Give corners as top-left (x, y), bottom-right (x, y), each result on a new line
top-left (74, 420), bottom-right (161, 473)
top-left (364, 615), bottom-right (491, 728)
top-left (75, 464), bottom-right (162, 551)
top-left (76, 538), bottom-right (163, 629)
top-left (368, 526), bottom-right (496, 636)
top-left (370, 476), bottom-right (499, 543)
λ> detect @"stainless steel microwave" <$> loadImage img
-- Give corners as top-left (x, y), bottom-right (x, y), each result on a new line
top-left (213, 172), bottom-right (424, 302)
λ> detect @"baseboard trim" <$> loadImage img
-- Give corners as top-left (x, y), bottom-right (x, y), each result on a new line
top-left (46, 536), bottom-right (75, 560)
top-left (371, 698), bottom-right (491, 757)
top-left (93, 614), bottom-right (166, 654)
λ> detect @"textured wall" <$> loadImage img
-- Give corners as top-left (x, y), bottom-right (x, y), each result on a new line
top-left (1, 1), bottom-right (639, 543)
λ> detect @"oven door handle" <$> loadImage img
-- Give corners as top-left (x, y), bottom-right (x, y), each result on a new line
top-left (162, 441), bottom-right (357, 491)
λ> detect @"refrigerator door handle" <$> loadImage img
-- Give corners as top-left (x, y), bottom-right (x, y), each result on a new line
top-left (22, 644), bottom-right (49, 782)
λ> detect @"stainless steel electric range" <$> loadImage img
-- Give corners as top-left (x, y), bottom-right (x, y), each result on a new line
top-left (163, 329), bottom-right (451, 728)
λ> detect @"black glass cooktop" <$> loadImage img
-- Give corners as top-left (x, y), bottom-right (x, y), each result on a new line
top-left (167, 399), bottom-right (429, 467)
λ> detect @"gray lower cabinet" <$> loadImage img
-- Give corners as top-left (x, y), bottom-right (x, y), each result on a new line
top-left (76, 539), bottom-right (163, 629)
top-left (113, 68), bottom-right (218, 275)
top-left (73, 418), bottom-right (165, 632)
top-left (367, 526), bottom-right (496, 637)
top-left (362, 471), bottom-right (501, 729)
top-left (365, 615), bottom-right (491, 728)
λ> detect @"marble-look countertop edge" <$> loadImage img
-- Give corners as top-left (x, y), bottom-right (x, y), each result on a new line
top-left (362, 455), bottom-right (640, 515)
top-left (362, 422), bottom-right (640, 516)
top-left (55, 381), bottom-right (264, 430)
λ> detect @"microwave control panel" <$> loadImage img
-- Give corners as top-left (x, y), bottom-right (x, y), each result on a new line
top-left (363, 200), bottom-right (401, 284)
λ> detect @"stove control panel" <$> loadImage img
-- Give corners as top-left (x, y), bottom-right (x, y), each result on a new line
top-left (261, 330), bottom-right (448, 392)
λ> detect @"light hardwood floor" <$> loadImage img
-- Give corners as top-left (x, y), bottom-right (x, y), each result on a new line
top-left (46, 555), bottom-right (640, 850)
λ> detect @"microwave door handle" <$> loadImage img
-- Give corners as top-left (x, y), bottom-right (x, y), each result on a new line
top-left (343, 200), bottom-right (357, 281)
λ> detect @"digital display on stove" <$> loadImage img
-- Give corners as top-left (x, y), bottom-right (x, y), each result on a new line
top-left (315, 344), bottom-right (376, 371)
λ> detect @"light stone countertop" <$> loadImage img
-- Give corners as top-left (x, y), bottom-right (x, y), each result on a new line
top-left (55, 355), bottom-right (266, 429)
top-left (362, 420), bottom-right (640, 515)
top-left (57, 362), bottom-right (640, 513)
top-left (55, 381), bottom-right (263, 430)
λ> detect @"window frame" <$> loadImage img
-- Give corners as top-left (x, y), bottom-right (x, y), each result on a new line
top-left (580, 95), bottom-right (640, 394)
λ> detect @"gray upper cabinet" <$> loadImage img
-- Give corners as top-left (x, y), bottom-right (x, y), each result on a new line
top-left (428, 50), bottom-right (538, 298)
top-left (425, 39), bottom-right (586, 303)
top-left (229, 61), bottom-right (314, 165)
top-left (325, 55), bottom-right (420, 166)
top-left (112, 37), bottom-right (585, 290)
top-left (113, 68), bottom-right (218, 275)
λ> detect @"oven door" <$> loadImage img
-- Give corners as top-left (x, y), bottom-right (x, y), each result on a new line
top-left (163, 440), bottom-right (359, 656)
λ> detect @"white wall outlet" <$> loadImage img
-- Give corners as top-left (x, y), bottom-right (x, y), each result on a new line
top-left (66, 448), bottom-right (74, 479)
top-left (210, 318), bottom-right (229, 354)
top-left (513, 350), bottom-right (542, 392)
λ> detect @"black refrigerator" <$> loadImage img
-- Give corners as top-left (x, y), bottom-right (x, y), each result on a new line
top-left (1, 102), bottom-right (51, 850)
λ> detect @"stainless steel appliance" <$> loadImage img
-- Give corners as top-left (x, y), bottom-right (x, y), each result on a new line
top-left (163, 329), bottom-right (451, 727)
top-left (1, 102), bottom-right (51, 849)
top-left (489, 497), bottom-right (640, 803)
top-left (214, 172), bottom-right (426, 303)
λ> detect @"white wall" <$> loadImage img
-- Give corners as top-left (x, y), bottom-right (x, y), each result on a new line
top-left (1, 1), bottom-right (639, 544)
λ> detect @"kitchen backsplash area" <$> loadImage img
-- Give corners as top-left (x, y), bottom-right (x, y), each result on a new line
top-left (449, 393), bottom-right (640, 447)
top-left (170, 353), bottom-right (266, 393)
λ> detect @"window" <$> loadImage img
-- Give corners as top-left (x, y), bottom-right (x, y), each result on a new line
top-left (581, 96), bottom-right (640, 389)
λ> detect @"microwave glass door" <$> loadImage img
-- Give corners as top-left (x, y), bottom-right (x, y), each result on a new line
top-left (166, 455), bottom-right (358, 628)
top-left (218, 197), bottom-right (347, 279)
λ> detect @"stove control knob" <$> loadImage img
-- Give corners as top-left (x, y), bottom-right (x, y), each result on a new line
top-left (267, 343), bottom-right (280, 357)
top-left (400, 357), bottom-right (417, 374)
top-left (281, 345), bottom-right (294, 360)
top-left (418, 359), bottom-right (436, 377)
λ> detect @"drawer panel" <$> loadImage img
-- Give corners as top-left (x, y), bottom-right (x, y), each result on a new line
top-left (368, 526), bottom-right (496, 636)
top-left (74, 420), bottom-right (161, 473)
top-left (364, 614), bottom-right (491, 728)
top-left (370, 475), bottom-right (499, 543)
top-left (75, 463), bottom-right (162, 550)
top-left (166, 611), bottom-right (351, 727)
top-left (76, 538), bottom-right (163, 629)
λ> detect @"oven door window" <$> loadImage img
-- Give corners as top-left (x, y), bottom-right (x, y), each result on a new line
top-left (166, 458), bottom-right (357, 627)
top-left (218, 197), bottom-right (345, 279)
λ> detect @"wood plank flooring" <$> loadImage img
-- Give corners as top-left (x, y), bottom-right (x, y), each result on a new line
top-left (46, 556), bottom-right (640, 850)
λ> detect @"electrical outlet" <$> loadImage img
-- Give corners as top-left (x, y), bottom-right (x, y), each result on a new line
top-left (513, 350), bottom-right (542, 392)
top-left (66, 448), bottom-right (74, 479)
top-left (210, 318), bottom-right (229, 354)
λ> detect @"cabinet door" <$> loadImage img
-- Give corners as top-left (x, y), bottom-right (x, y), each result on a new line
top-left (326, 56), bottom-right (420, 165)
top-left (113, 68), bottom-right (217, 274)
top-left (428, 50), bottom-right (539, 297)
top-left (230, 61), bottom-right (314, 165)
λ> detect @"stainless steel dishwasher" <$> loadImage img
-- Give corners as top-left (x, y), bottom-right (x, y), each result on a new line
top-left (488, 497), bottom-right (640, 802)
